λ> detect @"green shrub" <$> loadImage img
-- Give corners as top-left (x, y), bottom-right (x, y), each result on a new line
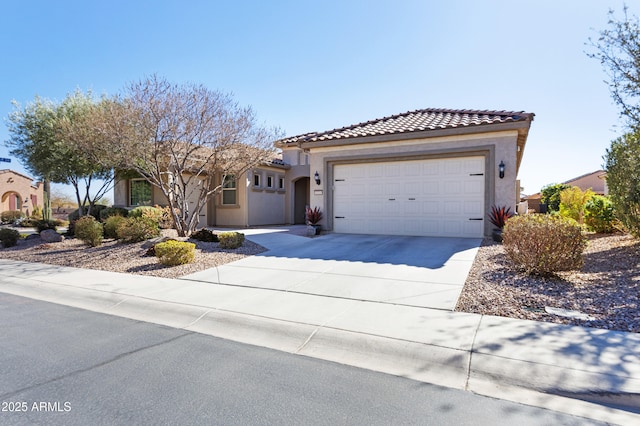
top-left (559, 186), bottom-right (594, 223)
top-left (19, 218), bottom-right (39, 227)
top-left (129, 206), bottom-right (162, 220)
top-left (36, 220), bottom-right (58, 233)
top-left (116, 216), bottom-right (161, 243)
top-left (74, 216), bottom-right (104, 247)
top-left (605, 131), bottom-right (640, 237)
top-left (540, 183), bottom-right (571, 213)
top-left (1, 210), bottom-right (25, 223)
top-left (584, 195), bottom-right (616, 233)
top-left (67, 205), bottom-right (108, 236)
top-left (155, 240), bottom-right (196, 266)
top-left (218, 231), bottom-right (245, 249)
top-left (99, 207), bottom-right (129, 221)
top-left (67, 205), bottom-right (108, 222)
top-left (0, 227), bottom-right (21, 248)
top-left (191, 228), bottom-right (219, 242)
top-left (502, 215), bottom-right (587, 276)
top-left (104, 215), bottom-right (128, 239)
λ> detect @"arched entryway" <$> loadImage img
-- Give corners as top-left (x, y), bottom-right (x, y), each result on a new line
top-left (1, 191), bottom-right (22, 212)
top-left (293, 177), bottom-right (309, 224)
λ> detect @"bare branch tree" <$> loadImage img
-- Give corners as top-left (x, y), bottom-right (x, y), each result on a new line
top-left (81, 75), bottom-right (280, 236)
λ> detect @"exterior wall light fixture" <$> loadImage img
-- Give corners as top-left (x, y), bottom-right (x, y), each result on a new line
top-left (314, 171), bottom-right (321, 185)
top-left (499, 161), bottom-right (505, 179)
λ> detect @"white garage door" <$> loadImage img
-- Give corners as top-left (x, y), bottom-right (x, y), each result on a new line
top-left (333, 157), bottom-right (485, 238)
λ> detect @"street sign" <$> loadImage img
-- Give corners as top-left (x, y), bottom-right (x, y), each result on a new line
top-left (0, 157), bottom-right (11, 163)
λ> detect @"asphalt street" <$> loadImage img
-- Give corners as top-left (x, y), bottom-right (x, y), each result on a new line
top-left (0, 293), bottom-right (606, 425)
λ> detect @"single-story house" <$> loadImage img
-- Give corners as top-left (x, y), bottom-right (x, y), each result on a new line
top-left (114, 108), bottom-right (535, 238)
top-left (0, 169), bottom-right (43, 217)
top-left (525, 170), bottom-right (607, 213)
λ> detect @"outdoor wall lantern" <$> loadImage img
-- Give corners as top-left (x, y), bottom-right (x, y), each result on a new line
top-left (498, 161), bottom-right (505, 179)
top-left (314, 171), bottom-right (321, 185)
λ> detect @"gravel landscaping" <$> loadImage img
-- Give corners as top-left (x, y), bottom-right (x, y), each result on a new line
top-left (1, 228), bottom-right (637, 333)
top-left (0, 229), bottom-right (266, 279)
top-left (455, 233), bottom-right (640, 333)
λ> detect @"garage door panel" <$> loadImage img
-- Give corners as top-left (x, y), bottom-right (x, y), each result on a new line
top-left (333, 157), bottom-right (485, 238)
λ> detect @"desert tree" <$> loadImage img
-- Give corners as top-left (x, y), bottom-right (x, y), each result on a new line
top-left (83, 75), bottom-right (280, 237)
top-left (6, 91), bottom-right (117, 219)
top-left (604, 130), bottom-right (640, 236)
top-left (588, 6), bottom-right (640, 126)
top-left (589, 7), bottom-right (640, 236)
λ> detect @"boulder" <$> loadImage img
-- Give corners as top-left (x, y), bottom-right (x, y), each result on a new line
top-left (40, 229), bottom-right (64, 243)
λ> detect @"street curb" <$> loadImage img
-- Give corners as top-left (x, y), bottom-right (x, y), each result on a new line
top-left (1, 261), bottom-right (639, 424)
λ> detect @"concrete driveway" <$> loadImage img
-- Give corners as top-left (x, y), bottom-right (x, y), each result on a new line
top-left (183, 228), bottom-right (482, 310)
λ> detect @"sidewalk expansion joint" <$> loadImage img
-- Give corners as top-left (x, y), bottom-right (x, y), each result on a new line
top-left (465, 315), bottom-right (483, 391)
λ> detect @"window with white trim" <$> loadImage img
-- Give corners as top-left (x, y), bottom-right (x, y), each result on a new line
top-left (266, 175), bottom-right (274, 189)
top-left (278, 177), bottom-right (285, 191)
top-left (222, 175), bottom-right (237, 205)
top-left (253, 172), bottom-right (261, 188)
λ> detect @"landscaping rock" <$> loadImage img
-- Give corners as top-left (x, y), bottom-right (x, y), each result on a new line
top-left (24, 234), bottom-right (41, 241)
top-left (40, 229), bottom-right (64, 243)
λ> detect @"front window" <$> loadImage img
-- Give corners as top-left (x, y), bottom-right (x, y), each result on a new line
top-left (222, 175), bottom-right (237, 205)
top-left (130, 179), bottom-right (152, 206)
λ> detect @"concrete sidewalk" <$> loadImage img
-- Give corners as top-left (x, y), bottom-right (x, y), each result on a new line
top-left (0, 231), bottom-right (639, 423)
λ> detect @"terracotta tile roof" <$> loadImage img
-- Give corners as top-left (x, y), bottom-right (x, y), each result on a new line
top-left (277, 108), bottom-right (534, 145)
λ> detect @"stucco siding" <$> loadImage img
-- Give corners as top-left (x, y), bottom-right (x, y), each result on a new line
top-left (0, 170), bottom-right (44, 216)
top-left (307, 131), bottom-right (520, 236)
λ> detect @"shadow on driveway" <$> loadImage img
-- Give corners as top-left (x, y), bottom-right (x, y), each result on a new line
top-left (250, 233), bottom-right (482, 269)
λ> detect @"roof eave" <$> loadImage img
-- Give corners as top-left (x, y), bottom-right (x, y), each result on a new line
top-left (298, 120), bottom-right (533, 150)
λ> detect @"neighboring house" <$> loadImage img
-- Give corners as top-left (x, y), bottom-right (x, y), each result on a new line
top-left (113, 108), bottom-right (535, 238)
top-left (0, 169), bottom-right (44, 217)
top-left (525, 170), bottom-right (607, 213)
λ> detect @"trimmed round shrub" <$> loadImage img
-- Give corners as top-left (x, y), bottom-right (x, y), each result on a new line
top-left (116, 216), bottom-right (161, 243)
top-left (0, 227), bottom-right (21, 248)
top-left (1, 210), bottom-right (25, 224)
top-left (502, 215), bottom-right (587, 276)
top-left (191, 228), bottom-right (219, 242)
top-left (218, 231), bottom-right (245, 249)
top-left (155, 240), bottom-right (196, 266)
top-left (99, 206), bottom-right (129, 221)
top-left (74, 216), bottom-right (104, 247)
top-left (104, 215), bottom-right (128, 239)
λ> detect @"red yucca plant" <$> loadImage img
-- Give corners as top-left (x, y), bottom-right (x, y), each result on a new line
top-left (488, 205), bottom-right (514, 229)
top-left (305, 206), bottom-right (322, 225)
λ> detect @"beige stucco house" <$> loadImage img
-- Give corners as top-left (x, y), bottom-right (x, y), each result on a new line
top-left (113, 160), bottom-right (290, 228)
top-left (0, 169), bottom-right (44, 217)
top-left (114, 108), bottom-right (535, 238)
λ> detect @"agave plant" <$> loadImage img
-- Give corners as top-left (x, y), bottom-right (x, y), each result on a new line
top-left (305, 206), bottom-right (322, 225)
top-left (488, 205), bottom-right (514, 229)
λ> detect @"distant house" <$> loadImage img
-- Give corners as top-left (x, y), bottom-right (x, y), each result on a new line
top-left (0, 169), bottom-right (44, 217)
top-left (525, 170), bottom-right (607, 212)
top-left (114, 108), bottom-right (536, 238)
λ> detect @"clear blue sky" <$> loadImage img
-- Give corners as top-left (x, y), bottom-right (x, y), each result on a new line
top-left (0, 0), bottom-right (635, 198)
